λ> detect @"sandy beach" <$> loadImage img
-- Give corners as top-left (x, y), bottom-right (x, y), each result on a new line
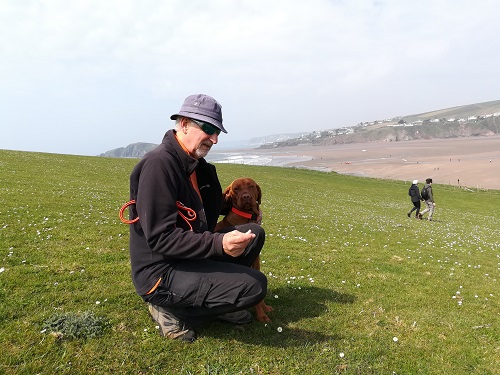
top-left (224, 136), bottom-right (500, 190)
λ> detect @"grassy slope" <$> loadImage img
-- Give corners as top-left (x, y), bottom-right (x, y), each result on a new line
top-left (0, 150), bottom-right (498, 374)
top-left (407, 100), bottom-right (500, 121)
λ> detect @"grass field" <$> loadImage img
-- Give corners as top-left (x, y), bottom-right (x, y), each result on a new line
top-left (0, 149), bottom-right (498, 374)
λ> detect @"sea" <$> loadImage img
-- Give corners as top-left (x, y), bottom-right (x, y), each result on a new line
top-left (205, 149), bottom-right (315, 169)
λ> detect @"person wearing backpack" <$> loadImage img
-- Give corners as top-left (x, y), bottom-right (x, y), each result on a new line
top-left (407, 180), bottom-right (423, 219)
top-left (418, 178), bottom-right (436, 221)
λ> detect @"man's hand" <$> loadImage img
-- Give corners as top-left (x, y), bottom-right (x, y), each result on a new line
top-left (222, 229), bottom-right (256, 257)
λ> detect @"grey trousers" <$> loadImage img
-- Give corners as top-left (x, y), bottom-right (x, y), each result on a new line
top-left (420, 201), bottom-right (435, 220)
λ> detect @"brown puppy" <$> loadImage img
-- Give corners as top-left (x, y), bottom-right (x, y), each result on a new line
top-left (215, 177), bottom-right (273, 322)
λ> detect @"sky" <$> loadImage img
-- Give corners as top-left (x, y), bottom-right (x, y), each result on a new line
top-left (1, 0), bottom-right (500, 156)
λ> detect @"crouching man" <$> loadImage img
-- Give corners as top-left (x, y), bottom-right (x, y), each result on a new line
top-left (128, 94), bottom-right (267, 342)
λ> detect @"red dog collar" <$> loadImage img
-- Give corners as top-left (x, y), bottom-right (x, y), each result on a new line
top-left (231, 207), bottom-right (259, 221)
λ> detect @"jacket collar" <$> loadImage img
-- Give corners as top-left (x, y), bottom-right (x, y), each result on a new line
top-left (163, 130), bottom-right (199, 175)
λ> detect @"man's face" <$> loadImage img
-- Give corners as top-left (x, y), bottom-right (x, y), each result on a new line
top-left (181, 118), bottom-right (219, 159)
top-left (193, 129), bottom-right (216, 159)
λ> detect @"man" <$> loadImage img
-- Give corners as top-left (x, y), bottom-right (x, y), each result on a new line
top-left (418, 178), bottom-right (436, 221)
top-left (128, 94), bottom-right (267, 342)
top-left (407, 179), bottom-right (423, 219)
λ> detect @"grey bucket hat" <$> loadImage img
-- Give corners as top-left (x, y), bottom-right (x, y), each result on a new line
top-left (170, 94), bottom-right (227, 134)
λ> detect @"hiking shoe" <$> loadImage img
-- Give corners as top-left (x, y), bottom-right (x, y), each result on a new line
top-left (418, 213), bottom-right (423, 220)
top-left (407, 213), bottom-right (411, 218)
top-left (147, 303), bottom-right (196, 342)
top-left (217, 310), bottom-right (253, 325)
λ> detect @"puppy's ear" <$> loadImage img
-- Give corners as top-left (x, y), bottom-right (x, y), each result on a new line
top-left (256, 183), bottom-right (262, 204)
top-left (222, 184), bottom-right (233, 205)
top-left (220, 184), bottom-right (233, 215)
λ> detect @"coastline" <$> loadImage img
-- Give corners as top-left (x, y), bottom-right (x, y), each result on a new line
top-left (209, 136), bottom-right (500, 190)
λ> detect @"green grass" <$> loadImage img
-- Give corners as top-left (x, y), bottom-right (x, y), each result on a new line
top-left (0, 149), bottom-right (498, 374)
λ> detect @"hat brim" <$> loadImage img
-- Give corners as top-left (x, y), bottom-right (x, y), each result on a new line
top-left (171, 112), bottom-right (227, 134)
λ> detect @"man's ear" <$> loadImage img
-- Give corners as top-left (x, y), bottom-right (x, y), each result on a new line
top-left (179, 117), bottom-right (191, 133)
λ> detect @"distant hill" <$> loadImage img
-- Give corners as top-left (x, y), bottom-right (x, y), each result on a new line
top-left (246, 132), bottom-right (310, 146)
top-left (99, 142), bottom-right (158, 158)
top-left (404, 99), bottom-right (500, 122)
top-left (260, 99), bottom-right (500, 148)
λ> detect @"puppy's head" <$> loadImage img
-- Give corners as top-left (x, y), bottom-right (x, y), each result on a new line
top-left (223, 177), bottom-right (261, 213)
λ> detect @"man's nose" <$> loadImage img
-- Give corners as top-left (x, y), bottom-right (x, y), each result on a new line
top-left (209, 133), bottom-right (218, 144)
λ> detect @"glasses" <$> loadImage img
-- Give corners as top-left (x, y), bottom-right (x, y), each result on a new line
top-left (190, 119), bottom-right (221, 136)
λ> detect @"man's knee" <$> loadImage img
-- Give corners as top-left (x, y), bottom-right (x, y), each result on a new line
top-left (240, 222), bottom-right (265, 239)
top-left (246, 269), bottom-right (267, 304)
top-left (249, 223), bottom-right (265, 247)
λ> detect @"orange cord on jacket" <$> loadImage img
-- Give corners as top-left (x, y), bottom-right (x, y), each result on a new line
top-left (119, 200), bottom-right (139, 224)
top-left (119, 200), bottom-right (197, 231)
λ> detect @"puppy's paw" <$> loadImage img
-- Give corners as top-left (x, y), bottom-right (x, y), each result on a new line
top-left (263, 303), bottom-right (273, 313)
top-left (256, 313), bottom-right (272, 323)
top-left (255, 301), bottom-right (272, 322)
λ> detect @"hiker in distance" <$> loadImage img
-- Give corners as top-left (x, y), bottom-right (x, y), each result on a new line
top-left (418, 178), bottom-right (436, 221)
top-left (127, 94), bottom-right (267, 342)
top-left (407, 179), bottom-right (423, 219)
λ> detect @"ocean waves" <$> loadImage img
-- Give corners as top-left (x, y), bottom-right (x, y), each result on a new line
top-left (206, 151), bottom-right (314, 168)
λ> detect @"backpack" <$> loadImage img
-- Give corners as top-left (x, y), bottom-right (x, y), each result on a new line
top-left (421, 186), bottom-right (429, 200)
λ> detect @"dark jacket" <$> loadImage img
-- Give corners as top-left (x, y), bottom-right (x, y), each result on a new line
top-left (408, 184), bottom-right (422, 202)
top-left (129, 130), bottom-right (225, 296)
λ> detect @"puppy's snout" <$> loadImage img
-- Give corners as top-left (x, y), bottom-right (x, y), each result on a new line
top-left (241, 192), bottom-right (251, 201)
